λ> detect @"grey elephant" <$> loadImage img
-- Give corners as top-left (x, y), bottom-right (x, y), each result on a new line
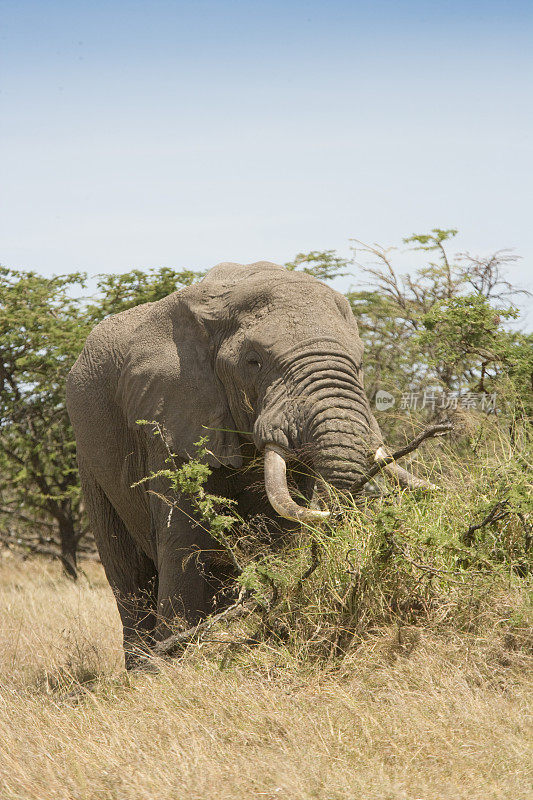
top-left (67, 261), bottom-right (427, 667)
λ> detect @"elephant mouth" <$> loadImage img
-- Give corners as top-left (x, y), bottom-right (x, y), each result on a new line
top-left (263, 442), bottom-right (436, 523)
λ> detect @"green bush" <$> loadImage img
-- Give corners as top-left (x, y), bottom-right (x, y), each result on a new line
top-left (144, 413), bottom-right (532, 667)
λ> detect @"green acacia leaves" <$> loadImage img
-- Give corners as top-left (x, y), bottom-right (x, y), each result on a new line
top-left (285, 250), bottom-right (351, 281)
top-left (0, 265), bottom-right (206, 569)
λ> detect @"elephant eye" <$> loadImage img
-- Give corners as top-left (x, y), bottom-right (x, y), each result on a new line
top-left (246, 352), bottom-right (262, 371)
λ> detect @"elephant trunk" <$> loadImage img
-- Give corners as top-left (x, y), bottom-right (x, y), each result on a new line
top-left (301, 367), bottom-right (377, 492)
top-left (261, 356), bottom-right (375, 520)
top-left (262, 409), bottom-right (372, 523)
top-left (259, 350), bottom-right (434, 522)
top-left (263, 436), bottom-right (435, 523)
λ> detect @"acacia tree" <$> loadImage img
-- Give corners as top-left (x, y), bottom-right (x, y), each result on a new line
top-left (0, 268), bottom-right (91, 576)
top-left (0, 265), bottom-right (204, 576)
top-left (347, 230), bottom-right (528, 400)
top-left (285, 250), bottom-right (351, 281)
top-left (287, 230), bottom-right (530, 417)
top-left (88, 266), bottom-right (206, 320)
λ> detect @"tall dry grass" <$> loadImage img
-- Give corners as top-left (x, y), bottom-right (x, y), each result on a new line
top-left (1, 411), bottom-right (531, 798)
top-left (0, 556), bottom-right (531, 800)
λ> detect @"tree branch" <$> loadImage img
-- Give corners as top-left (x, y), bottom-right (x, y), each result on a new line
top-left (152, 591), bottom-right (254, 658)
top-left (462, 500), bottom-right (510, 546)
top-left (0, 506), bottom-right (56, 528)
top-left (353, 421), bottom-right (453, 491)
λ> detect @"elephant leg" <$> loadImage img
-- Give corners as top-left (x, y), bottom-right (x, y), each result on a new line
top-left (79, 465), bottom-right (158, 669)
top-left (153, 513), bottom-right (237, 640)
top-left (155, 533), bottom-right (218, 638)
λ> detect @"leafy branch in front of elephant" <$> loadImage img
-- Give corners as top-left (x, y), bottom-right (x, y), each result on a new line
top-left (133, 421), bottom-right (327, 653)
top-left (133, 421), bottom-right (323, 589)
top-left (133, 422), bottom-right (242, 571)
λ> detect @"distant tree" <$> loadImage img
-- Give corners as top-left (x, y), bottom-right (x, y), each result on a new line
top-left (90, 267), bottom-right (205, 320)
top-left (346, 229), bottom-right (527, 399)
top-left (419, 296), bottom-right (533, 419)
top-left (285, 250), bottom-right (351, 281)
top-left (0, 268), bottom-right (90, 576)
top-left (0, 264), bottom-right (205, 576)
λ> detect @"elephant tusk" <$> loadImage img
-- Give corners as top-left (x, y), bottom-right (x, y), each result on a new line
top-left (374, 446), bottom-right (389, 464)
top-left (264, 444), bottom-right (330, 524)
top-left (374, 446), bottom-right (437, 490)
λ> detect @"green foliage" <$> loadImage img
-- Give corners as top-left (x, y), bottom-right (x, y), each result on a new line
top-left (280, 416), bottom-right (531, 659)
top-left (133, 427), bottom-right (238, 541)
top-left (89, 266), bottom-right (205, 320)
top-left (420, 294), bottom-right (516, 359)
top-left (418, 294), bottom-right (518, 385)
top-left (343, 231), bottom-right (528, 410)
top-left (403, 228), bottom-right (459, 249)
top-left (502, 331), bottom-right (533, 417)
top-left (139, 416), bottom-right (531, 665)
top-left (418, 294), bottom-right (532, 417)
top-left (285, 250), bottom-right (351, 281)
top-left (0, 267), bottom-right (91, 571)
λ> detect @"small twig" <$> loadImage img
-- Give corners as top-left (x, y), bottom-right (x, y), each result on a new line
top-left (385, 422), bottom-right (452, 462)
top-left (0, 507), bottom-right (56, 528)
top-left (153, 590), bottom-right (253, 657)
top-left (295, 539), bottom-right (321, 590)
top-left (462, 500), bottom-right (511, 545)
top-left (339, 549), bottom-right (363, 609)
top-left (395, 543), bottom-right (467, 585)
top-left (518, 512), bottom-right (532, 552)
top-left (353, 421), bottom-right (452, 491)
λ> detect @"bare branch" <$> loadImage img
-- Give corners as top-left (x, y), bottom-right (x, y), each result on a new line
top-left (152, 591), bottom-right (253, 657)
top-left (0, 506), bottom-right (56, 528)
top-left (462, 500), bottom-right (511, 546)
top-left (352, 422), bottom-right (453, 491)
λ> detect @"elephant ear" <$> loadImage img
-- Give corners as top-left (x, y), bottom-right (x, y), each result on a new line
top-left (116, 295), bottom-right (242, 468)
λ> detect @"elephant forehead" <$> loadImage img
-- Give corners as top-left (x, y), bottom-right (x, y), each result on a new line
top-left (230, 279), bottom-right (341, 318)
top-left (193, 265), bottom-right (348, 321)
top-left (244, 285), bottom-right (350, 326)
top-left (244, 314), bottom-right (360, 355)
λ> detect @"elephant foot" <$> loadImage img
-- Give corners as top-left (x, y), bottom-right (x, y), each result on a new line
top-left (126, 656), bottom-right (161, 674)
top-left (124, 643), bottom-right (160, 673)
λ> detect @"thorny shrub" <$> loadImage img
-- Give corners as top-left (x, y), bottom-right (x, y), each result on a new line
top-left (136, 416), bottom-right (532, 666)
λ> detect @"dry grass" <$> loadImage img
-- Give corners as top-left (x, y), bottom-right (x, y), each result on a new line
top-left (0, 555), bottom-right (531, 800)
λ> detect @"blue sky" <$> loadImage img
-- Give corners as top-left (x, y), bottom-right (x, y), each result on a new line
top-left (1, 1), bottom-right (532, 319)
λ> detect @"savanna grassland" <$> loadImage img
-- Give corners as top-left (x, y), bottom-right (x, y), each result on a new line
top-left (1, 416), bottom-right (531, 800)
top-left (0, 557), bottom-right (530, 800)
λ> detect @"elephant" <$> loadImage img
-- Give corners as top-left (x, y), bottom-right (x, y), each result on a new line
top-left (67, 261), bottom-right (429, 667)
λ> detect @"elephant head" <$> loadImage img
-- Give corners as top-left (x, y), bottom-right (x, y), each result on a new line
top-left (117, 261), bottom-right (428, 522)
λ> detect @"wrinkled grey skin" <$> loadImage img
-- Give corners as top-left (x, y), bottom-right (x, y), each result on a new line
top-left (67, 261), bottom-right (384, 667)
